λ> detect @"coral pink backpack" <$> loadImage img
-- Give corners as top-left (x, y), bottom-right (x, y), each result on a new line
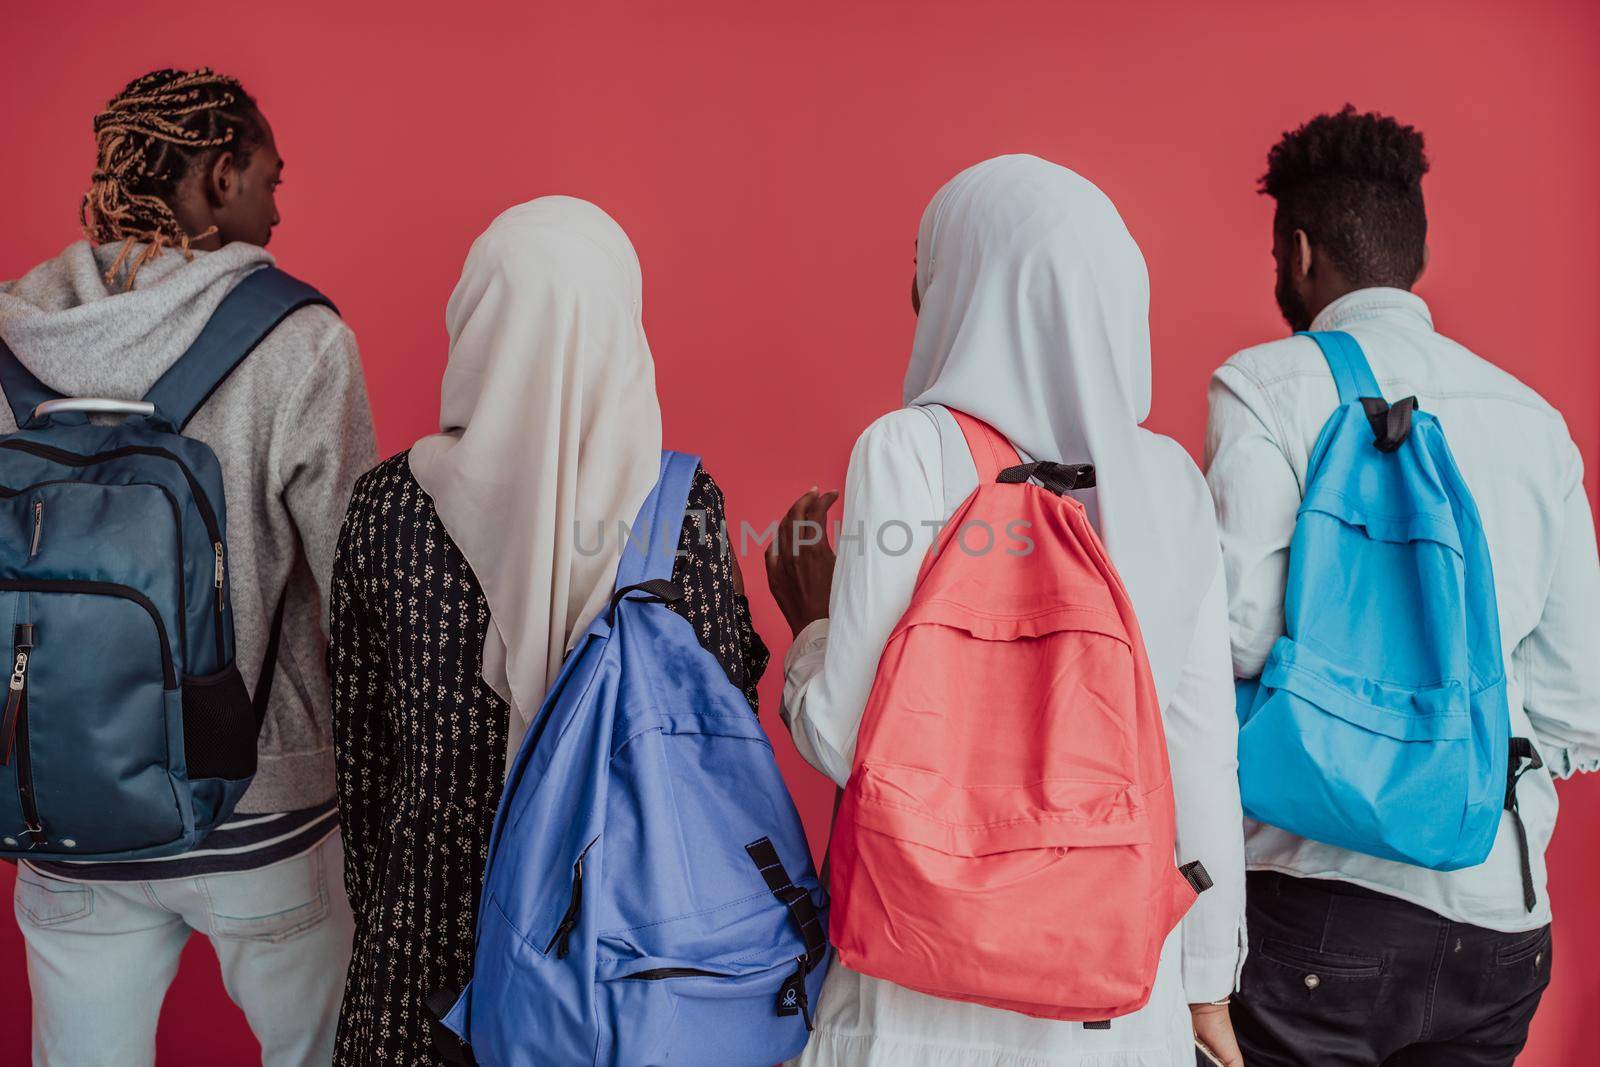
top-left (828, 409), bottom-right (1211, 1022)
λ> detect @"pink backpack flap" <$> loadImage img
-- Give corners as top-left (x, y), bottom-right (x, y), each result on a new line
top-left (828, 409), bottom-right (1210, 1022)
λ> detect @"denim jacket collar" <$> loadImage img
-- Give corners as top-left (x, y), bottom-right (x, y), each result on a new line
top-left (1311, 287), bottom-right (1433, 334)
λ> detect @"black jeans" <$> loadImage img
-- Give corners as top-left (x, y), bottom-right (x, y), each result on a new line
top-left (1231, 871), bottom-right (1550, 1066)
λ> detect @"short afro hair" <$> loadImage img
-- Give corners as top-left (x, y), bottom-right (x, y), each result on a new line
top-left (1260, 105), bottom-right (1429, 290)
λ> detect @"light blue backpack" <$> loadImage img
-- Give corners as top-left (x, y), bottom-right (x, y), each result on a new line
top-left (1236, 330), bottom-right (1542, 909)
top-left (440, 451), bottom-right (829, 1067)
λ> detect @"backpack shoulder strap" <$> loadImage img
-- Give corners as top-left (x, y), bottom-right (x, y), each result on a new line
top-left (945, 408), bottom-right (1021, 483)
top-left (613, 450), bottom-right (701, 592)
top-left (144, 267), bottom-right (336, 431)
top-left (0, 335), bottom-right (64, 427)
top-left (1301, 330), bottom-right (1383, 406)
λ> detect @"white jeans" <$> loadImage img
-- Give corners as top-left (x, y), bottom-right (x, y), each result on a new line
top-left (14, 830), bottom-right (354, 1066)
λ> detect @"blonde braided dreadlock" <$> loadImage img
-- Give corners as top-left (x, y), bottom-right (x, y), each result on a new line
top-left (81, 68), bottom-right (265, 289)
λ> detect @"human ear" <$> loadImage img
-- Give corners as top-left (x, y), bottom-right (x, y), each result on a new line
top-left (1293, 229), bottom-right (1313, 281)
top-left (206, 150), bottom-right (238, 208)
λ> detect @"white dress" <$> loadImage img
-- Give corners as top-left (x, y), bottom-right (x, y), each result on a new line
top-left (781, 406), bottom-right (1246, 1067)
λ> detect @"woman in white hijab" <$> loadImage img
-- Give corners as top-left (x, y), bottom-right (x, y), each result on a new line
top-left (766, 156), bottom-right (1246, 1066)
top-left (329, 197), bottom-right (768, 1066)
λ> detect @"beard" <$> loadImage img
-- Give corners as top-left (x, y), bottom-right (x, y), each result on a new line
top-left (1275, 268), bottom-right (1313, 332)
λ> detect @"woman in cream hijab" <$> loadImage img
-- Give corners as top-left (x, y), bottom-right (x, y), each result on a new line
top-left (767, 156), bottom-right (1247, 1066)
top-left (329, 197), bottom-right (768, 1066)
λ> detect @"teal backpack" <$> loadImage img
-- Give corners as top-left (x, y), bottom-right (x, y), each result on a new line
top-left (0, 267), bottom-right (328, 860)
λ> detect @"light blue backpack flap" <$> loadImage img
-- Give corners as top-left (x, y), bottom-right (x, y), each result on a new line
top-left (444, 451), bottom-right (828, 1067)
top-left (1236, 330), bottom-right (1541, 907)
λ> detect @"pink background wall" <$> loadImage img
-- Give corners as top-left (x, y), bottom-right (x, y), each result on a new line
top-left (2, 1), bottom-right (1597, 1061)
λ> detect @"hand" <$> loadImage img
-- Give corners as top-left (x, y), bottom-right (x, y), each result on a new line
top-left (765, 487), bottom-right (839, 637)
top-left (1191, 1002), bottom-right (1243, 1067)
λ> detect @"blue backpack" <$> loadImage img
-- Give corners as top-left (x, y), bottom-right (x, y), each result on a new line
top-left (1237, 331), bottom-right (1542, 909)
top-left (0, 267), bottom-right (331, 862)
top-left (440, 451), bottom-right (829, 1067)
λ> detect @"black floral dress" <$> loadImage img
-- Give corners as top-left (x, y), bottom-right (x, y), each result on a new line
top-left (330, 453), bottom-right (768, 1066)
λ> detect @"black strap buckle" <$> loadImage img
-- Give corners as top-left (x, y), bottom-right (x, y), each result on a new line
top-left (746, 837), bottom-right (827, 1025)
top-left (1360, 395), bottom-right (1417, 453)
top-left (1180, 860), bottom-right (1213, 894)
top-left (1505, 737), bottom-right (1543, 912)
top-left (607, 579), bottom-right (683, 624)
top-left (997, 462), bottom-right (1096, 495)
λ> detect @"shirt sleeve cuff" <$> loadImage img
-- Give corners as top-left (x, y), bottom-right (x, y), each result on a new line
top-left (784, 618), bottom-right (830, 673)
top-left (1543, 744), bottom-right (1600, 780)
top-left (1183, 931), bottom-right (1247, 1004)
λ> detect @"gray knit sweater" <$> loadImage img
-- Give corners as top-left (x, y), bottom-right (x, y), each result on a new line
top-left (0, 240), bottom-right (376, 813)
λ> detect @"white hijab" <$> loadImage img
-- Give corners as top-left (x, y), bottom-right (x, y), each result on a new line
top-left (410, 197), bottom-right (663, 768)
top-left (905, 155), bottom-right (1216, 707)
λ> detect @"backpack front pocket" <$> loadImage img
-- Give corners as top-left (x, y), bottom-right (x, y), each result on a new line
top-left (594, 886), bottom-right (826, 1067)
top-left (181, 663), bottom-right (256, 783)
top-left (0, 582), bottom-right (182, 856)
top-left (833, 760), bottom-right (1160, 1018)
top-left (1240, 635), bottom-right (1492, 869)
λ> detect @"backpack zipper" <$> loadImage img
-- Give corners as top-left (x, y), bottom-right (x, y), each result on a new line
top-left (780, 954), bottom-right (814, 1031)
top-left (546, 842), bottom-right (594, 959)
top-left (617, 967), bottom-right (734, 980)
top-left (0, 440), bottom-right (224, 567)
top-left (0, 481), bottom-right (189, 655)
top-left (1, 626), bottom-right (32, 766)
top-left (0, 580), bottom-right (175, 688)
top-left (28, 500), bottom-right (41, 559)
top-left (0, 446), bottom-right (216, 655)
top-left (214, 541), bottom-right (228, 653)
top-left (2, 624), bottom-right (42, 846)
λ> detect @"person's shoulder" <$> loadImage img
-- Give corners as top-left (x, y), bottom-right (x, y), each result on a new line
top-left (684, 459), bottom-right (728, 516)
top-left (236, 279), bottom-right (356, 392)
top-left (1431, 332), bottom-right (1567, 425)
top-left (1141, 428), bottom-right (1206, 482)
top-left (1214, 333), bottom-right (1326, 389)
top-left (260, 299), bottom-right (351, 357)
top-left (351, 450), bottom-right (416, 506)
top-left (855, 406), bottom-right (942, 458)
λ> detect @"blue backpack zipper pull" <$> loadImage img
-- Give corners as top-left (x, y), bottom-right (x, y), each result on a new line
top-left (547, 851), bottom-right (585, 959)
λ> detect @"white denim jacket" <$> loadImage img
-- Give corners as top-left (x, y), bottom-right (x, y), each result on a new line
top-left (1205, 287), bottom-right (1600, 932)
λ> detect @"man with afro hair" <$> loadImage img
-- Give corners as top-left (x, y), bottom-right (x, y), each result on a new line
top-left (1205, 106), bottom-right (1600, 1065)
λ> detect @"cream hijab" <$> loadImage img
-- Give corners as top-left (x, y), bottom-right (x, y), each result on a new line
top-left (906, 155), bottom-right (1216, 707)
top-left (410, 197), bottom-right (662, 768)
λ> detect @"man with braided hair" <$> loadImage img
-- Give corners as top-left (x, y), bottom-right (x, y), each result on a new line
top-left (83, 68), bottom-right (284, 286)
top-left (0, 67), bottom-right (372, 1065)
top-left (1207, 106), bottom-right (1600, 1065)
